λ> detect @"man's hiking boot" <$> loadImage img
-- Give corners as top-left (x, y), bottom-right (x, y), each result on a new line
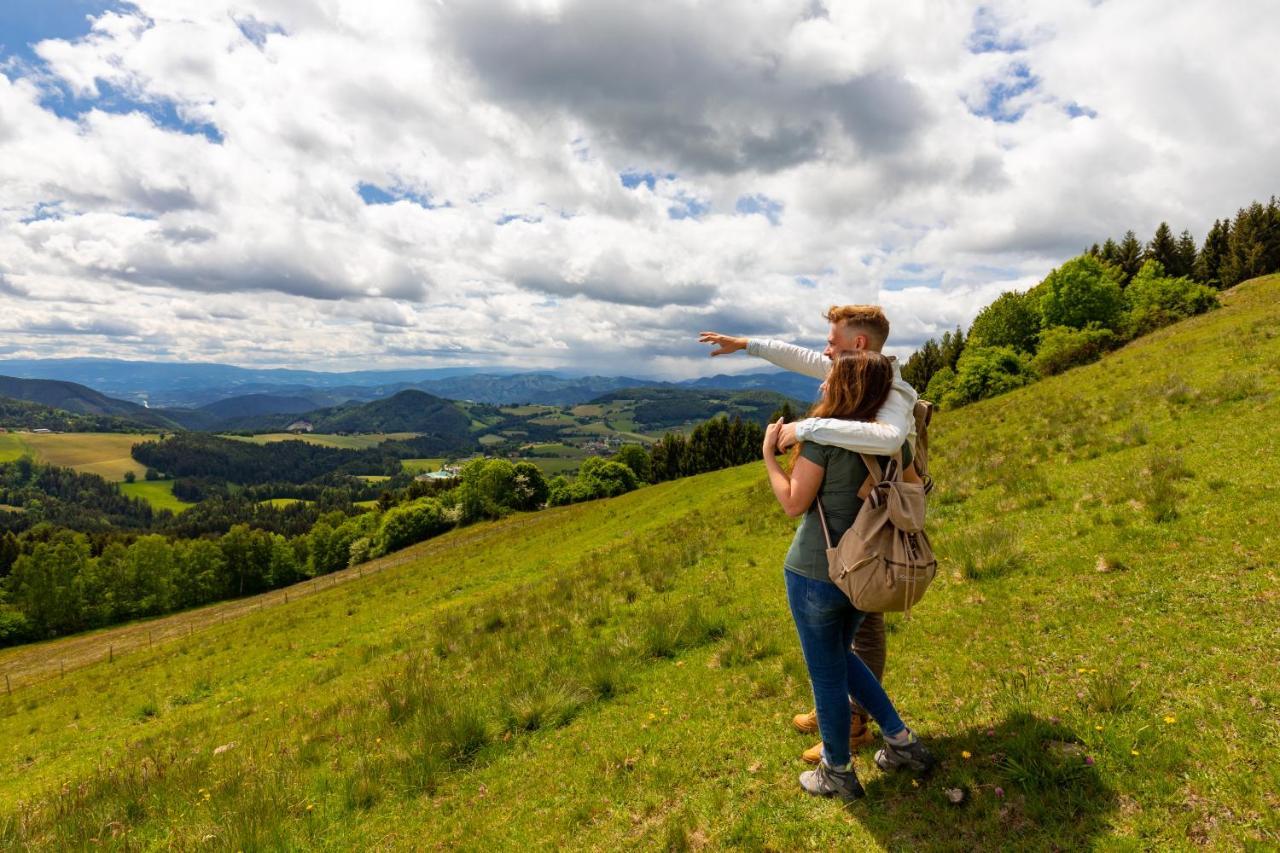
top-left (799, 760), bottom-right (865, 801)
top-left (801, 713), bottom-right (875, 764)
top-left (874, 734), bottom-right (937, 776)
top-left (792, 709), bottom-right (819, 734)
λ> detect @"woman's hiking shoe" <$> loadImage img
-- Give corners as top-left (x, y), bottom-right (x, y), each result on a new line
top-left (792, 709), bottom-right (819, 733)
top-left (801, 714), bottom-right (876, 764)
top-left (799, 761), bottom-right (865, 801)
top-left (873, 734), bottom-right (937, 776)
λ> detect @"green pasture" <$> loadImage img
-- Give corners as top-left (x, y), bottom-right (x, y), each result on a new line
top-left (0, 433), bottom-right (28, 463)
top-left (119, 480), bottom-right (195, 514)
top-left (223, 433), bottom-right (417, 450)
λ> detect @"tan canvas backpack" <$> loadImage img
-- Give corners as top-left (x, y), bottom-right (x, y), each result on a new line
top-left (816, 449), bottom-right (937, 616)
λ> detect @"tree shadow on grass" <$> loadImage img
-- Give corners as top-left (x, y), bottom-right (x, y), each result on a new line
top-left (851, 713), bottom-right (1117, 852)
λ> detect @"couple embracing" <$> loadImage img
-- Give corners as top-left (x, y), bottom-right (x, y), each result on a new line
top-left (700, 305), bottom-right (936, 802)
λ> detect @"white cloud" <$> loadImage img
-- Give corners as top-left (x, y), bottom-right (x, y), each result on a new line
top-left (0, 0), bottom-right (1276, 376)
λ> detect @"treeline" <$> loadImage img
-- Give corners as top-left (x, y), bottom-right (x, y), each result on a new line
top-left (132, 433), bottom-right (402, 484)
top-left (648, 416), bottom-right (764, 482)
top-left (902, 195), bottom-right (1280, 407)
top-left (0, 458), bottom-right (155, 533)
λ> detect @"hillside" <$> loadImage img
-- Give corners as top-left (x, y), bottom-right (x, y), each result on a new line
top-left (0, 396), bottom-right (155, 433)
top-left (2, 275), bottom-right (1278, 849)
top-left (0, 376), bottom-right (179, 430)
top-left (591, 387), bottom-right (808, 429)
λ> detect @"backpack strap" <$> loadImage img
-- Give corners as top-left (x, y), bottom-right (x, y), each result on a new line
top-left (814, 497), bottom-right (834, 550)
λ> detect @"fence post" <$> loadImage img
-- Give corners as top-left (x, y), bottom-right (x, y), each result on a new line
top-left (5, 674), bottom-right (10, 695)
top-left (148, 630), bottom-right (153, 647)
top-left (60, 660), bottom-right (65, 678)
top-left (109, 645), bottom-right (113, 663)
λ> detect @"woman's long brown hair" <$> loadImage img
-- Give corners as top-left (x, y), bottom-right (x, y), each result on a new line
top-left (788, 350), bottom-right (895, 466)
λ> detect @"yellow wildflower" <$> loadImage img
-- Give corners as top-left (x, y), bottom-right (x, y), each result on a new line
top-left (961, 751), bottom-right (972, 760)
top-left (1163, 715), bottom-right (1176, 724)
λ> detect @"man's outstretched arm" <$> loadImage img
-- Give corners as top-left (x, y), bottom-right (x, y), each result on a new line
top-left (793, 375), bottom-right (917, 455)
top-left (698, 330), bottom-right (916, 453)
top-left (698, 333), bottom-right (828, 379)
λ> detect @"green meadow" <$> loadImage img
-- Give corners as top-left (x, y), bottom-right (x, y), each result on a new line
top-left (1, 276), bottom-right (1278, 849)
top-left (119, 480), bottom-right (195, 514)
top-left (223, 433), bottom-right (419, 450)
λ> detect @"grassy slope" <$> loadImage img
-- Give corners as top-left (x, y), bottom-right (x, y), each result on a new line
top-left (2, 276), bottom-right (1279, 849)
top-left (119, 480), bottom-right (195, 513)
top-left (223, 433), bottom-right (419, 450)
top-left (0, 433), bottom-right (27, 462)
top-left (8, 432), bottom-right (152, 481)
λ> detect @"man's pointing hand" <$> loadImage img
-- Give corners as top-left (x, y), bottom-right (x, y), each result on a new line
top-left (698, 332), bottom-right (747, 356)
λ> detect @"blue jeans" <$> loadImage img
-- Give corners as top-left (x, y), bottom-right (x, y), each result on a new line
top-left (785, 569), bottom-right (906, 766)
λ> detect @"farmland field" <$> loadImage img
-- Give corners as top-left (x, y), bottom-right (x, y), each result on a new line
top-left (18, 432), bottom-right (153, 481)
top-left (119, 479), bottom-right (195, 513)
top-left (222, 432), bottom-right (418, 450)
top-left (0, 433), bottom-right (27, 462)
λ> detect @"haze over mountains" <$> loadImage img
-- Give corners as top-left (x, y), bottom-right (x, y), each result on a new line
top-left (0, 358), bottom-right (820, 409)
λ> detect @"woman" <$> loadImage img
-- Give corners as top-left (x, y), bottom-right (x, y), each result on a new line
top-left (762, 350), bottom-right (936, 801)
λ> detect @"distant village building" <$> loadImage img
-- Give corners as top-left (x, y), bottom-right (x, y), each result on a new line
top-left (415, 464), bottom-right (461, 482)
top-left (285, 420), bottom-right (314, 434)
top-left (32, 428), bottom-right (52, 434)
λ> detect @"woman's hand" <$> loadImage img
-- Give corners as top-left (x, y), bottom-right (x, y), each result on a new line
top-left (762, 417), bottom-right (783, 458)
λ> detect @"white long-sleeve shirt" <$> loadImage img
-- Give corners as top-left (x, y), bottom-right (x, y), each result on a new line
top-left (745, 338), bottom-right (918, 455)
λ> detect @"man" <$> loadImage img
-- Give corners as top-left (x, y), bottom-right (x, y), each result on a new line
top-left (699, 305), bottom-right (918, 764)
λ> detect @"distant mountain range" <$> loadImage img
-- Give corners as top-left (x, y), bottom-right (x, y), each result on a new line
top-left (0, 358), bottom-right (822, 408)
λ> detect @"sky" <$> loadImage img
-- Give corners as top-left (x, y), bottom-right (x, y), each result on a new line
top-left (0, 0), bottom-right (1277, 377)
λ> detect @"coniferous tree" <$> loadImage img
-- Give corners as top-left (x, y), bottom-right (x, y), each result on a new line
top-left (1195, 219), bottom-right (1230, 287)
top-left (1099, 238), bottom-right (1120, 267)
top-left (1088, 243), bottom-right (1101, 257)
top-left (901, 338), bottom-right (943, 392)
top-left (1172, 229), bottom-right (1198, 279)
top-left (939, 326), bottom-right (966, 371)
top-left (1222, 202), bottom-right (1268, 287)
top-left (1146, 222), bottom-right (1178, 272)
top-left (1115, 230), bottom-right (1144, 284)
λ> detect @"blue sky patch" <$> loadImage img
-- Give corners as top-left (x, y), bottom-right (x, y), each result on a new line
top-left (1065, 101), bottom-right (1098, 119)
top-left (795, 276), bottom-right (817, 289)
top-left (969, 62), bottom-right (1039, 123)
top-left (39, 79), bottom-right (224, 142)
top-left (357, 182), bottom-right (439, 209)
top-left (967, 6), bottom-right (1025, 54)
top-left (0, 0), bottom-right (130, 67)
top-left (619, 169), bottom-right (675, 190)
top-left (735, 193), bottom-right (783, 226)
top-left (233, 16), bottom-right (286, 48)
top-left (667, 194), bottom-right (710, 221)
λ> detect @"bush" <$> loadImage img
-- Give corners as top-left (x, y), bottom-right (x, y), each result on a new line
top-left (1124, 260), bottom-right (1220, 336)
top-left (123, 471), bottom-right (136, 484)
top-left (1031, 325), bottom-right (1118, 377)
top-left (968, 290), bottom-right (1041, 353)
top-left (613, 444), bottom-right (652, 483)
top-left (1039, 254), bottom-right (1126, 331)
top-left (144, 467), bottom-right (160, 481)
top-left (940, 346), bottom-right (1035, 407)
top-left (0, 604), bottom-right (31, 646)
top-left (923, 365), bottom-right (957, 403)
top-left (377, 497), bottom-right (447, 554)
top-left (574, 457), bottom-right (640, 500)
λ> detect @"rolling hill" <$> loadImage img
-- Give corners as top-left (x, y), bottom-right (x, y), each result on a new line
top-left (1, 275), bottom-right (1277, 849)
top-left (590, 386), bottom-right (809, 429)
top-left (0, 375), bottom-right (180, 430)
